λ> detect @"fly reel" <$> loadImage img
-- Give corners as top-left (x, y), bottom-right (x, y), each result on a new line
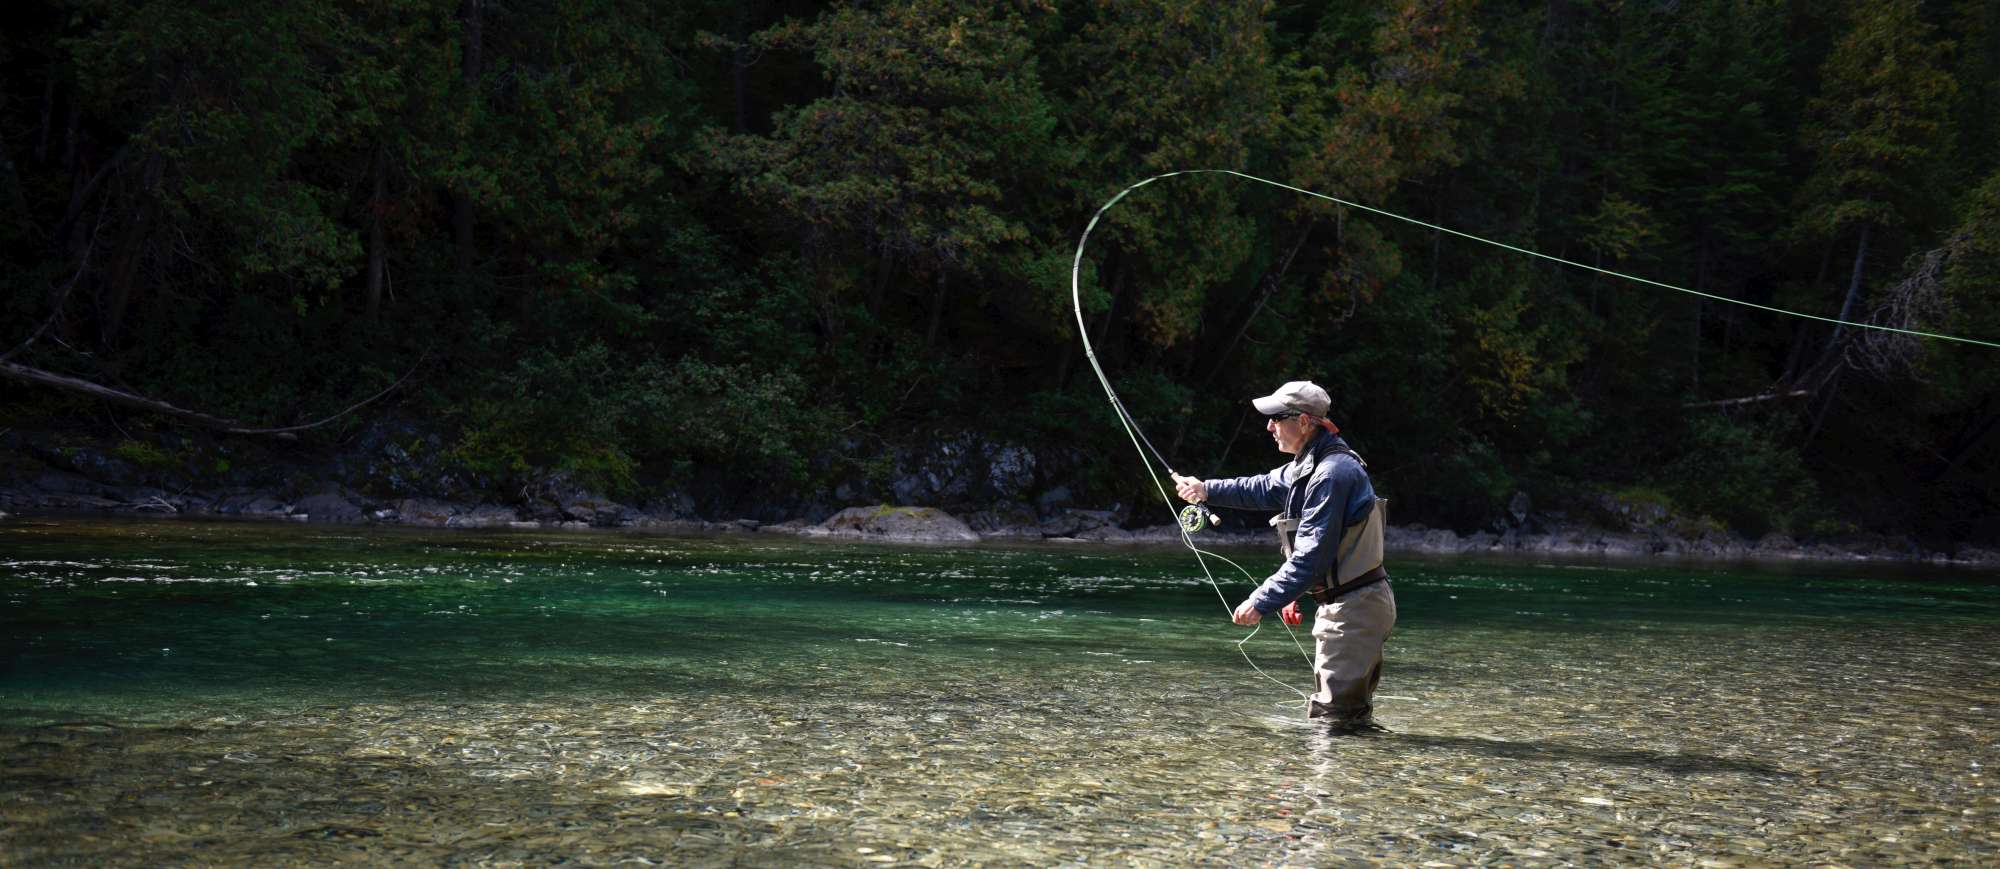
top-left (1178, 503), bottom-right (1221, 534)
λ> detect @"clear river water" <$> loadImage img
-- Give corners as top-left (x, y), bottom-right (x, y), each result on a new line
top-left (2, 517), bottom-right (1994, 865)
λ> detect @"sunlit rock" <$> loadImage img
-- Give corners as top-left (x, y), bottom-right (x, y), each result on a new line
top-left (806, 505), bottom-right (979, 542)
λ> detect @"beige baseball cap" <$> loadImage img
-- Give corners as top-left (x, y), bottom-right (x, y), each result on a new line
top-left (1251, 380), bottom-right (1331, 416)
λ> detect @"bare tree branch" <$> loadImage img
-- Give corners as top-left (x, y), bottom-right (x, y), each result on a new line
top-left (0, 351), bottom-right (429, 436)
top-left (1682, 390), bottom-right (1809, 410)
top-left (1, 359), bottom-right (255, 428)
top-left (1847, 236), bottom-right (1957, 381)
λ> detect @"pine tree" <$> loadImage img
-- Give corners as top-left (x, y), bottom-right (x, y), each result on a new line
top-left (1795, 0), bottom-right (1957, 358)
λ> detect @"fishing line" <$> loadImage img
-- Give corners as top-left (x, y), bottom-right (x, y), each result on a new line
top-left (1069, 175), bottom-right (1320, 706)
top-left (1102, 170), bottom-right (2000, 349)
top-left (1069, 168), bottom-right (1998, 704)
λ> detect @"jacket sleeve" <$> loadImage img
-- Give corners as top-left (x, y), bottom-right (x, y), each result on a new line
top-left (1247, 456), bottom-right (1363, 613)
top-left (1201, 465), bottom-right (1289, 511)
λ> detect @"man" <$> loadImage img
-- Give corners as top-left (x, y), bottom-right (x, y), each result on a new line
top-left (1172, 380), bottom-right (1395, 729)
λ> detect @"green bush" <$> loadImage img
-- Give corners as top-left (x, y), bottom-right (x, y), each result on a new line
top-left (450, 342), bottom-right (811, 498)
top-left (1660, 415), bottom-right (1822, 536)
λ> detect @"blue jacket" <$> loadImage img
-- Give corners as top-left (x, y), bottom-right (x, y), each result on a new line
top-left (1204, 429), bottom-right (1379, 614)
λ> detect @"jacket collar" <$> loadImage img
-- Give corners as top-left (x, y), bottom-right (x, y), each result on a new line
top-left (1287, 429), bottom-right (1347, 484)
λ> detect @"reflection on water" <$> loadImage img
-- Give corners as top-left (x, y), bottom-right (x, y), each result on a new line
top-left (2, 518), bottom-right (1995, 864)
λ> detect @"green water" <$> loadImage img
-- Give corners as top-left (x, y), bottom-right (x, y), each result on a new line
top-left (2, 518), bottom-right (1994, 865)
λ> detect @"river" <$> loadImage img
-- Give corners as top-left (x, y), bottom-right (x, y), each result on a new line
top-left (2, 517), bottom-right (1994, 864)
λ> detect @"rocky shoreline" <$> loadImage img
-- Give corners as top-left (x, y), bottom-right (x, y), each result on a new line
top-left (3, 473), bottom-right (1994, 567)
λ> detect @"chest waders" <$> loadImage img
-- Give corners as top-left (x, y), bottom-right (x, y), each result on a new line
top-left (1271, 443), bottom-right (1396, 725)
top-left (1270, 447), bottom-right (1389, 605)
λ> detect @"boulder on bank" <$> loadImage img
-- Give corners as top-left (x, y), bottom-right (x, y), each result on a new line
top-left (294, 491), bottom-right (366, 523)
top-left (805, 505), bottom-right (979, 542)
top-left (448, 504), bottom-right (521, 528)
top-left (560, 492), bottom-right (632, 526)
top-left (218, 492), bottom-right (291, 518)
top-left (963, 502), bottom-right (1041, 539)
top-left (397, 498), bottom-right (462, 526)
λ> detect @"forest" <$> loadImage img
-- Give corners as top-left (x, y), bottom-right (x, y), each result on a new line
top-left (1, 0), bottom-right (1996, 546)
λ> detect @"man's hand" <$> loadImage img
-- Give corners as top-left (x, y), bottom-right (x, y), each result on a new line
top-left (1279, 601), bottom-right (1302, 625)
top-left (1231, 599), bottom-right (1262, 626)
top-left (1172, 474), bottom-right (1207, 504)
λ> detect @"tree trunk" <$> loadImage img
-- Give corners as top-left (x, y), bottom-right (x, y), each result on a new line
top-left (1803, 226), bottom-right (1869, 446)
top-left (61, 97), bottom-right (80, 171)
top-left (100, 153), bottom-right (163, 347)
top-left (1092, 261), bottom-right (1125, 357)
top-left (0, 116), bottom-right (27, 224)
top-left (923, 270), bottom-right (947, 351)
top-left (34, 71), bottom-right (55, 162)
top-left (1783, 235), bottom-right (1850, 387)
top-left (453, 0), bottom-right (484, 277)
top-left (1167, 221), bottom-right (1315, 458)
top-left (731, 4), bottom-right (752, 134)
top-left (1824, 223), bottom-right (1871, 355)
top-left (57, 145), bottom-right (126, 250)
top-left (1429, 195), bottom-right (1443, 292)
top-left (366, 146), bottom-right (388, 320)
top-left (1213, 410), bottom-right (1251, 470)
top-left (1200, 221), bottom-right (1312, 389)
top-left (1692, 247), bottom-right (1706, 393)
top-left (1057, 253), bottom-right (1120, 390)
top-left (867, 238), bottom-right (891, 319)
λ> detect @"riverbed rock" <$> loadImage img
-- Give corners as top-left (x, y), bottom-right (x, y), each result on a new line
top-left (1756, 532), bottom-right (1799, 555)
top-left (641, 490), bottom-right (698, 520)
top-left (10, 470), bottom-right (141, 511)
top-left (1587, 491), bottom-right (1672, 532)
top-left (625, 515), bottom-right (714, 534)
top-left (806, 505), bottom-right (979, 542)
top-left (1035, 486), bottom-right (1074, 516)
top-left (1957, 545), bottom-right (1999, 565)
top-left (219, 493), bottom-right (291, 518)
top-left (1076, 523), bottom-right (1135, 542)
top-left (1039, 507), bottom-right (1119, 538)
top-left (33, 470), bottom-right (105, 495)
top-left (448, 504), bottom-right (521, 528)
top-left (1508, 490), bottom-right (1533, 526)
top-left (113, 486), bottom-right (180, 512)
top-left (1416, 528), bottom-right (1462, 553)
top-left (294, 491), bottom-right (366, 523)
top-left (963, 502), bottom-right (1041, 539)
top-left (397, 498), bottom-right (461, 526)
top-left (560, 492), bottom-right (631, 526)
top-left (986, 445), bottom-right (1037, 501)
top-left (7, 489), bottom-right (122, 511)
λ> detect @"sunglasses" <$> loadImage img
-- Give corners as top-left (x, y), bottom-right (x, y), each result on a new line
top-left (1266, 411), bottom-right (1302, 422)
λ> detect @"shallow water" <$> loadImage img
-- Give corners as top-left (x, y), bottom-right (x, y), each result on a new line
top-left (2, 518), bottom-right (1994, 865)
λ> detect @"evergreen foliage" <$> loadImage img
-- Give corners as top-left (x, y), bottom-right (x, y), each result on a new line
top-left (0, 0), bottom-right (1993, 541)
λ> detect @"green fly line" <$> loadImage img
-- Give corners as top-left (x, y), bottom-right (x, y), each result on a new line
top-left (1069, 169), bottom-right (1999, 704)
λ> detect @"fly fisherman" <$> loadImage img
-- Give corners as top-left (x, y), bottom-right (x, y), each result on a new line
top-left (1172, 380), bottom-right (1395, 730)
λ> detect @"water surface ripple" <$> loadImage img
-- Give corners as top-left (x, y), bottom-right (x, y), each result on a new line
top-left (2, 518), bottom-right (1994, 865)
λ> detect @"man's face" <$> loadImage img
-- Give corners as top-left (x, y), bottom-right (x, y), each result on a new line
top-left (1267, 414), bottom-right (1313, 455)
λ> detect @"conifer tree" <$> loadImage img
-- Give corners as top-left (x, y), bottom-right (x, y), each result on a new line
top-left (1795, 0), bottom-right (1957, 360)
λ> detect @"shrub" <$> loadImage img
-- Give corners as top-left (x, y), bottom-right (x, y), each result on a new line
top-left (1660, 415), bottom-right (1822, 536)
